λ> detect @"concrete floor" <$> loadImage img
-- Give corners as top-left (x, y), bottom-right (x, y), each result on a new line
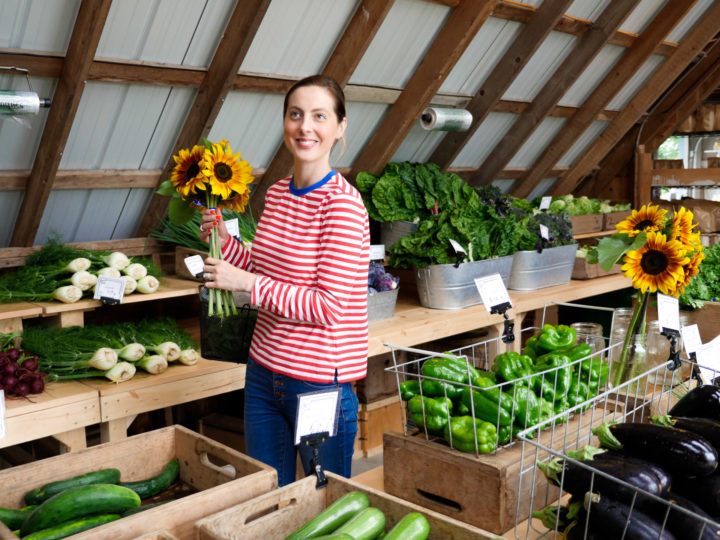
top-left (351, 450), bottom-right (383, 477)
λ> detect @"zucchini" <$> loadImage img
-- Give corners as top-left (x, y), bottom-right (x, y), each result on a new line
top-left (584, 492), bottom-right (678, 540)
top-left (308, 536), bottom-right (355, 540)
top-left (669, 385), bottom-right (720, 419)
top-left (333, 507), bottom-right (386, 540)
top-left (384, 512), bottom-right (430, 540)
top-left (24, 468), bottom-right (121, 505)
top-left (284, 491), bottom-right (369, 540)
top-left (20, 484), bottom-right (140, 536)
top-left (0, 505), bottom-right (35, 530)
top-left (21, 513), bottom-right (121, 540)
top-left (120, 499), bottom-right (172, 517)
top-left (118, 458), bottom-right (180, 499)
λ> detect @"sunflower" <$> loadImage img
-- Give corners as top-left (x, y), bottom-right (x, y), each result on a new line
top-left (621, 231), bottom-right (689, 296)
top-left (615, 204), bottom-right (667, 237)
top-left (170, 145), bottom-right (207, 197)
top-left (220, 189), bottom-right (251, 213)
top-left (669, 206), bottom-right (700, 247)
top-left (201, 142), bottom-right (254, 200)
top-left (675, 249), bottom-right (705, 296)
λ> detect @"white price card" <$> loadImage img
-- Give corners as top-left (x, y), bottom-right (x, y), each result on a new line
top-left (184, 254), bottom-right (205, 277)
top-left (695, 336), bottom-right (720, 384)
top-left (656, 293), bottom-right (680, 332)
top-left (449, 239), bottom-right (466, 255)
top-left (474, 273), bottom-right (512, 314)
top-left (93, 276), bottom-right (125, 303)
top-left (539, 196), bottom-right (552, 211)
top-left (681, 324), bottom-right (702, 356)
top-left (0, 390), bottom-right (5, 440)
top-left (369, 244), bottom-right (386, 262)
top-left (539, 224), bottom-right (550, 240)
top-left (225, 218), bottom-right (240, 238)
top-left (294, 388), bottom-right (340, 445)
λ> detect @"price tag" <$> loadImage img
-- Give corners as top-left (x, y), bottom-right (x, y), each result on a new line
top-left (184, 254), bottom-right (205, 278)
top-left (681, 324), bottom-right (702, 356)
top-left (0, 390), bottom-right (5, 440)
top-left (474, 273), bottom-right (512, 314)
top-left (369, 244), bottom-right (385, 261)
top-left (695, 336), bottom-right (720, 384)
top-left (539, 196), bottom-right (552, 211)
top-left (656, 293), bottom-right (680, 332)
top-left (294, 388), bottom-right (340, 445)
top-left (539, 224), bottom-right (550, 240)
top-left (93, 276), bottom-right (125, 303)
top-left (225, 218), bottom-right (240, 238)
top-left (449, 239), bottom-right (466, 255)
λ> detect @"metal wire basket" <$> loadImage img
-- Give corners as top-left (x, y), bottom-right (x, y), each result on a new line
top-left (515, 356), bottom-right (719, 540)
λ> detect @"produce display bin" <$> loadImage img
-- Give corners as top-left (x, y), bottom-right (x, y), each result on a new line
top-left (569, 214), bottom-right (603, 235)
top-left (571, 258), bottom-right (622, 280)
top-left (515, 357), bottom-right (718, 540)
top-left (0, 425), bottom-right (277, 540)
top-left (380, 219), bottom-right (418, 248)
top-left (602, 209), bottom-right (632, 230)
top-left (194, 471), bottom-right (497, 539)
top-left (367, 286), bottom-right (399, 322)
top-left (508, 244), bottom-right (578, 290)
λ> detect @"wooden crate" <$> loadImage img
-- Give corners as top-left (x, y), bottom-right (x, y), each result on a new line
top-left (358, 396), bottom-right (404, 457)
top-left (174, 246), bottom-right (207, 281)
top-left (603, 210), bottom-right (632, 230)
top-left (195, 472), bottom-right (497, 539)
top-left (570, 213), bottom-right (603, 235)
top-left (199, 413), bottom-right (246, 454)
top-left (133, 532), bottom-right (179, 540)
top-left (571, 258), bottom-right (622, 280)
top-left (0, 425), bottom-right (276, 540)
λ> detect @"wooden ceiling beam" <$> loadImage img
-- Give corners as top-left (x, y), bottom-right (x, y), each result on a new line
top-left (473, 0), bottom-right (640, 190)
top-left (428, 0), bottom-right (573, 170)
top-left (0, 170), bottom-right (161, 191)
top-left (517, 0), bottom-right (697, 198)
top-left (9, 0), bottom-right (113, 247)
top-left (553, 3), bottom-right (720, 196)
top-left (136, 0), bottom-right (271, 237)
top-left (349, 0), bottom-right (499, 179)
top-left (249, 0), bottom-right (395, 221)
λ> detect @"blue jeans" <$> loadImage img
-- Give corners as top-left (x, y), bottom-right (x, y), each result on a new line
top-left (243, 357), bottom-right (359, 487)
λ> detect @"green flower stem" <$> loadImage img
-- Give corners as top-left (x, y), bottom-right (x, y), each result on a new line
top-left (613, 291), bottom-right (649, 387)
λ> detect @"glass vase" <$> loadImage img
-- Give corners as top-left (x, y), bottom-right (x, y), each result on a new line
top-left (610, 293), bottom-right (650, 390)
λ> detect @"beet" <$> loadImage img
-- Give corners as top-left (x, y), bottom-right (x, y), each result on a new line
top-left (7, 348), bottom-right (20, 361)
top-left (13, 382), bottom-right (29, 397)
top-left (3, 375), bottom-right (17, 390)
top-left (21, 357), bottom-right (38, 372)
top-left (29, 378), bottom-right (44, 394)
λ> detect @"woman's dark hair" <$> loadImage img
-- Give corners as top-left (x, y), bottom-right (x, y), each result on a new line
top-left (283, 75), bottom-right (346, 123)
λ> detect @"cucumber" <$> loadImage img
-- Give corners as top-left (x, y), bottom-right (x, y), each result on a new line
top-left (309, 536), bottom-right (355, 540)
top-left (284, 491), bottom-right (370, 540)
top-left (118, 458), bottom-right (180, 499)
top-left (333, 507), bottom-right (386, 540)
top-left (20, 484), bottom-right (140, 536)
top-left (384, 512), bottom-right (430, 540)
top-left (24, 468), bottom-right (121, 505)
top-left (0, 505), bottom-right (36, 530)
top-left (21, 513), bottom-right (121, 540)
top-left (120, 499), bottom-right (173, 517)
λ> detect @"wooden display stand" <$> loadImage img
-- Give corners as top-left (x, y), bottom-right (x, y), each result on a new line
top-left (0, 426), bottom-right (277, 540)
top-left (357, 396), bottom-right (404, 458)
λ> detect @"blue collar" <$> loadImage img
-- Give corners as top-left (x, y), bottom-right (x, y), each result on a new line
top-left (289, 169), bottom-right (336, 196)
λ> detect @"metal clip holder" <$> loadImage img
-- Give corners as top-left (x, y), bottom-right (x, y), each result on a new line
top-left (661, 328), bottom-right (681, 371)
top-left (490, 301), bottom-right (514, 344)
top-left (300, 431), bottom-right (329, 489)
top-left (99, 296), bottom-right (120, 306)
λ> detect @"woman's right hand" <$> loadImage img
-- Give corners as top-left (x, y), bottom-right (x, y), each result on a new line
top-left (199, 208), bottom-right (230, 247)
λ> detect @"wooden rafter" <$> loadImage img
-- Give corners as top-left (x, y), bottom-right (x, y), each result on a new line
top-left (9, 0), bottom-right (113, 247)
top-left (249, 0), bottom-right (394, 221)
top-left (515, 0), bottom-right (697, 198)
top-left (135, 0), bottom-right (271, 237)
top-left (553, 3), bottom-right (720, 197)
top-left (349, 0), bottom-right (499, 179)
top-left (428, 0), bottom-right (573, 170)
top-left (474, 0), bottom-right (640, 189)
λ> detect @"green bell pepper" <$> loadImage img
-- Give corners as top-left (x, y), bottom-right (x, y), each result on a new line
top-left (491, 351), bottom-right (536, 386)
top-left (508, 385), bottom-right (540, 428)
top-left (400, 379), bottom-right (420, 401)
top-left (460, 376), bottom-right (514, 426)
top-left (578, 357), bottom-right (609, 393)
top-left (555, 342), bottom-right (593, 363)
top-left (533, 352), bottom-right (572, 400)
top-left (420, 355), bottom-right (479, 399)
top-left (539, 397), bottom-right (555, 424)
top-left (444, 416), bottom-right (497, 454)
top-left (537, 324), bottom-right (576, 351)
top-left (522, 334), bottom-right (542, 360)
top-left (408, 395), bottom-right (452, 433)
top-left (453, 398), bottom-right (471, 416)
top-left (566, 376), bottom-right (591, 408)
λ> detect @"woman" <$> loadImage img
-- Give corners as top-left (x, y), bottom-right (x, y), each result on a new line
top-left (199, 75), bottom-right (370, 486)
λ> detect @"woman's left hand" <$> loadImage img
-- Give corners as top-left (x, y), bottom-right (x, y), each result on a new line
top-left (203, 257), bottom-right (257, 293)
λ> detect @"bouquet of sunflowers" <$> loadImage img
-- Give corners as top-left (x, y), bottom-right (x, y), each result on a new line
top-left (156, 138), bottom-right (254, 318)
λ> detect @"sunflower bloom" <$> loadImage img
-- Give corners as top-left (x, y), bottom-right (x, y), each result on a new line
top-left (621, 231), bottom-right (689, 296)
top-left (170, 145), bottom-right (207, 197)
top-left (669, 206), bottom-right (699, 246)
top-left (201, 143), bottom-right (254, 200)
top-left (220, 189), bottom-right (252, 213)
top-left (675, 249), bottom-right (705, 296)
top-left (615, 204), bottom-right (667, 237)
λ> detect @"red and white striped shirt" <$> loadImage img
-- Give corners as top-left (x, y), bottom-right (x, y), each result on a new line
top-left (222, 171), bottom-right (370, 383)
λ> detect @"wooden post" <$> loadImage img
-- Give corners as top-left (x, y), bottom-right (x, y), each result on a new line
top-left (634, 144), bottom-right (653, 208)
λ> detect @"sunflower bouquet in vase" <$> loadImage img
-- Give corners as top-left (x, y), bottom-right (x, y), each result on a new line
top-left (157, 138), bottom-right (254, 318)
top-left (589, 203), bottom-right (704, 388)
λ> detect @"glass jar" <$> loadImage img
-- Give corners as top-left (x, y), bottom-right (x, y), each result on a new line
top-left (571, 322), bottom-right (605, 356)
top-left (609, 307), bottom-right (634, 366)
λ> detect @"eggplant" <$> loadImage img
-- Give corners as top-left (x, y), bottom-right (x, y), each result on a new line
top-left (669, 385), bottom-right (720, 420)
top-left (584, 492), bottom-right (678, 539)
top-left (652, 415), bottom-right (720, 454)
top-left (674, 473), bottom-right (720, 517)
top-left (647, 492), bottom-right (720, 540)
top-left (593, 422), bottom-right (718, 477)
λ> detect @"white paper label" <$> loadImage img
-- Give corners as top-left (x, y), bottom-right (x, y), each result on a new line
top-left (449, 239), bottom-right (466, 255)
top-left (695, 336), bottom-right (720, 384)
top-left (93, 276), bottom-right (125, 303)
top-left (294, 388), bottom-right (340, 445)
top-left (656, 293), bottom-right (680, 331)
top-left (681, 324), bottom-right (702, 356)
top-left (369, 244), bottom-right (386, 261)
top-left (225, 218), bottom-right (240, 238)
top-left (539, 196), bottom-right (552, 211)
top-left (539, 224), bottom-right (550, 240)
top-left (184, 255), bottom-right (205, 277)
top-left (0, 390), bottom-right (5, 440)
top-left (474, 273), bottom-right (512, 313)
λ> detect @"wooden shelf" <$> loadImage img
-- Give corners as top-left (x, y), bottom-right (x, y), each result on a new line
top-left (573, 229), bottom-right (616, 240)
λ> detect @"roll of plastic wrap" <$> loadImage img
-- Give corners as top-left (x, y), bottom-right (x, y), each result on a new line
top-left (0, 91), bottom-right (50, 115)
top-left (420, 107), bottom-right (472, 132)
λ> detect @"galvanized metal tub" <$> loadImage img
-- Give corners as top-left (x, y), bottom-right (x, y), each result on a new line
top-left (380, 220), bottom-right (418, 248)
top-left (508, 243), bottom-right (578, 290)
top-left (367, 287), bottom-right (399, 322)
top-left (415, 255), bottom-right (514, 310)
